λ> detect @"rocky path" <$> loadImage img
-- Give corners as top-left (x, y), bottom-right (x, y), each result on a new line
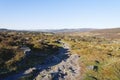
top-left (35, 41), bottom-right (81, 80)
top-left (3, 41), bottom-right (81, 80)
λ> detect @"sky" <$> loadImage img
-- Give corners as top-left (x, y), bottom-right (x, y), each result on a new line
top-left (0, 0), bottom-right (120, 30)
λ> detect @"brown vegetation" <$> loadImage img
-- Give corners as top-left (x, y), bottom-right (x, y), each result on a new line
top-left (0, 31), bottom-right (60, 77)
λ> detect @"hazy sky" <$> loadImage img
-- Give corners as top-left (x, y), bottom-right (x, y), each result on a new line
top-left (0, 0), bottom-right (120, 30)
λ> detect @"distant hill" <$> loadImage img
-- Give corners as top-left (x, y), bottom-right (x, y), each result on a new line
top-left (66, 28), bottom-right (120, 39)
top-left (90, 28), bottom-right (120, 39)
top-left (0, 28), bottom-right (8, 31)
top-left (35, 28), bottom-right (95, 33)
top-left (91, 28), bottom-right (120, 33)
top-left (0, 28), bottom-right (95, 33)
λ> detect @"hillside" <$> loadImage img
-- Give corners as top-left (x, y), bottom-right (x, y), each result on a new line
top-left (67, 28), bottom-right (120, 39)
top-left (90, 28), bottom-right (120, 39)
top-left (91, 28), bottom-right (120, 33)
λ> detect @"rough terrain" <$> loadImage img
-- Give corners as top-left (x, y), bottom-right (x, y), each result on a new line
top-left (4, 41), bottom-right (81, 80)
top-left (35, 41), bottom-right (81, 80)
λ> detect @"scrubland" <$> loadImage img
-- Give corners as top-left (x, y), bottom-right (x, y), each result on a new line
top-left (0, 31), bottom-right (60, 78)
top-left (63, 31), bottom-right (120, 80)
top-left (0, 29), bottom-right (120, 80)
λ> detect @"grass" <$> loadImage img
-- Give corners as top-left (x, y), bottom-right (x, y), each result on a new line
top-left (63, 36), bottom-right (120, 80)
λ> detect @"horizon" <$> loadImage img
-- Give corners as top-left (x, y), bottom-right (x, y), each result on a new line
top-left (0, 27), bottom-right (119, 31)
top-left (0, 0), bottom-right (120, 30)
